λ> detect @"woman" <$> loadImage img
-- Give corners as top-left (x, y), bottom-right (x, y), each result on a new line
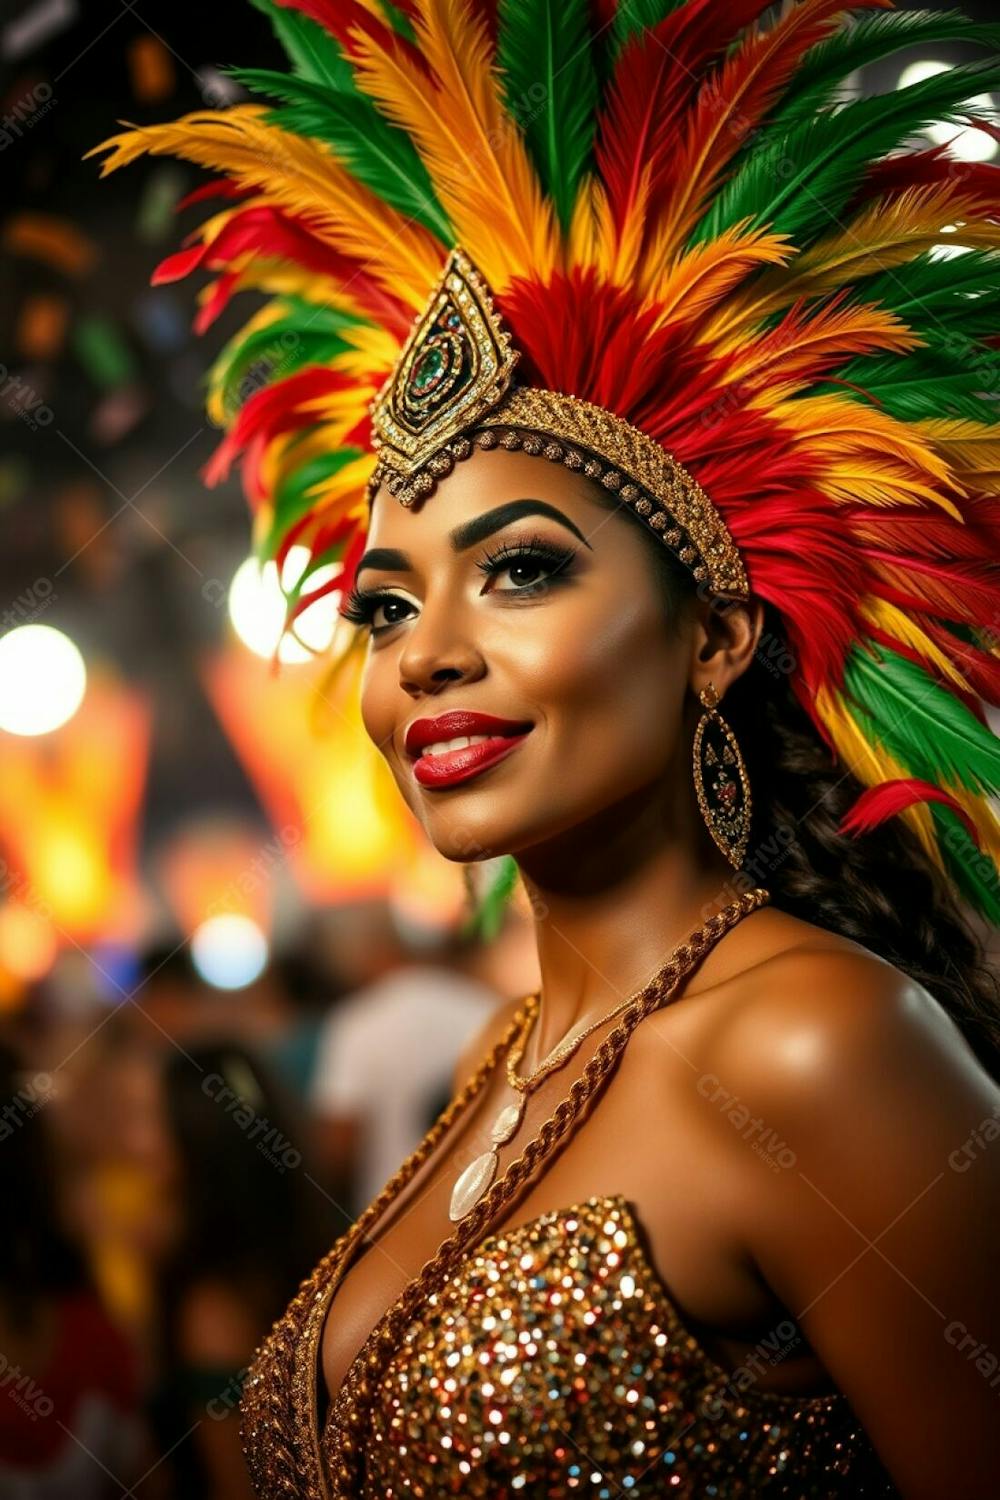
top-left (91, 0), bottom-right (1000, 1493)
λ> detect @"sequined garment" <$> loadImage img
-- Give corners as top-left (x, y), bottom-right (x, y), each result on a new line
top-left (242, 1194), bottom-right (899, 1498)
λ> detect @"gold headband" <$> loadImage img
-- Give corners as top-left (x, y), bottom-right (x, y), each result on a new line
top-left (367, 248), bottom-right (748, 600)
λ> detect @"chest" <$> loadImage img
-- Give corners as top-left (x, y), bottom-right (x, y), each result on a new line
top-left (319, 1014), bottom-right (829, 1409)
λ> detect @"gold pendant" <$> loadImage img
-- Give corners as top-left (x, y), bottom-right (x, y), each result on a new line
top-left (448, 1093), bottom-right (525, 1221)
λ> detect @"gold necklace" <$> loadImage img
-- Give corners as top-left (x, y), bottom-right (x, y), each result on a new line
top-left (506, 989), bottom-right (643, 1091)
top-left (449, 923), bottom-right (723, 1222)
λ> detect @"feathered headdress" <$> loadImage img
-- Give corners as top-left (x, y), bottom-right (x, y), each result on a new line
top-left (88, 0), bottom-right (1000, 928)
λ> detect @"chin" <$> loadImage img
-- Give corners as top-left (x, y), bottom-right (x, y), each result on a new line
top-left (421, 807), bottom-right (525, 866)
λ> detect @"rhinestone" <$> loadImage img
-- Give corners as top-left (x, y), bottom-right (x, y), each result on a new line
top-left (601, 470), bottom-right (622, 490)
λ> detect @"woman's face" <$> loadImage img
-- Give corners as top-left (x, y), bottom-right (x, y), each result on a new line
top-left (355, 445), bottom-right (697, 867)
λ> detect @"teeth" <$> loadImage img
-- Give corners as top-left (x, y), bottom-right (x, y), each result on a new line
top-left (421, 733), bottom-right (495, 757)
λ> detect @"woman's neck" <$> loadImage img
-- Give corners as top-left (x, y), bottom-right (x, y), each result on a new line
top-left (517, 786), bottom-right (737, 1064)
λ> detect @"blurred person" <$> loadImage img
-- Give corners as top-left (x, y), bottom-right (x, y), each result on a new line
top-left (310, 921), bottom-right (504, 1217)
top-left (148, 1042), bottom-right (341, 1500)
top-left (0, 1041), bottom-right (145, 1498)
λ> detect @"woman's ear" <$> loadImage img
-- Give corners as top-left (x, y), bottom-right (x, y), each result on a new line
top-left (687, 594), bottom-right (765, 701)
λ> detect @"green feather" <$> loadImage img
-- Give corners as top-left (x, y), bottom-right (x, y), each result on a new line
top-left (844, 642), bottom-right (1000, 799)
top-left (496, 0), bottom-right (599, 233)
top-left (776, 10), bottom-right (1000, 123)
top-left (245, 0), bottom-right (356, 91)
top-left (460, 855), bottom-right (520, 943)
top-left (834, 334), bottom-right (1000, 424)
top-left (212, 298), bottom-right (368, 423)
top-left (930, 804), bottom-right (1000, 924)
top-left (375, 0), bottom-right (418, 44)
top-left (610, 0), bottom-right (687, 56)
top-left (259, 447), bottom-right (363, 566)
top-left (228, 67), bottom-right (452, 241)
top-left (855, 250), bottom-right (1000, 334)
top-left (691, 57), bottom-right (1000, 247)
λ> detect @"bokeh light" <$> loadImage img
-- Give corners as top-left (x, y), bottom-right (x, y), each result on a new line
top-left (190, 912), bottom-right (269, 990)
top-left (227, 545), bottom-right (341, 664)
top-left (0, 624), bottom-right (87, 735)
top-left (898, 59), bottom-right (998, 162)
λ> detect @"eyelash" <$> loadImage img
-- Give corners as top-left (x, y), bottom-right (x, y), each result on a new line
top-left (340, 533), bottom-right (577, 636)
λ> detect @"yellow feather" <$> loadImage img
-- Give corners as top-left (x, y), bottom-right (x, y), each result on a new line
top-left (915, 418), bottom-right (1000, 473)
top-left (813, 685), bottom-right (941, 865)
top-left (349, 0), bottom-right (558, 288)
top-left (859, 597), bottom-right (974, 695)
top-left (641, 221), bottom-right (793, 329)
top-left (703, 185), bottom-right (1000, 344)
top-left (597, 163), bottom-right (652, 288)
top-left (716, 298), bottom-right (920, 388)
top-left (770, 395), bottom-right (964, 516)
top-left (87, 106), bottom-right (442, 309)
top-left (566, 173), bottom-right (606, 273)
top-left (944, 788), bottom-right (1000, 869)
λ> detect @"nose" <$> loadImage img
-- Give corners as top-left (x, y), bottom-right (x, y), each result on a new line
top-left (397, 605), bottom-right (486, 698)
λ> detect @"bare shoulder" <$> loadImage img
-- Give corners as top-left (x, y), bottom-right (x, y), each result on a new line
top-left (696, 906), bottom-right (984, 1108)
top-left (451, 991), bottom-right (525, 1096)
top-left (673, 908), bottom-right (1000, 1496)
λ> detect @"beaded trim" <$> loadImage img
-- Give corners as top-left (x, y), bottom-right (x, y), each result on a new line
top-left (367, 403), bottom-right (748, 600)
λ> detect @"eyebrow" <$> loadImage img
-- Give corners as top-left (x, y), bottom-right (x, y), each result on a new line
top-left (354, 498), bottom-right (593, 581)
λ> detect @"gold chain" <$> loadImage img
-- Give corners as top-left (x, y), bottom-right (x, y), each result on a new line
top-left (506, 986), bottom-right (650, 1093)
top-left (320, 886), bottom-right (770, 1497)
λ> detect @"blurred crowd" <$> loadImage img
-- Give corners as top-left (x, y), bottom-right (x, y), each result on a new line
top-left (0, 901), bottom-right (538, 1499)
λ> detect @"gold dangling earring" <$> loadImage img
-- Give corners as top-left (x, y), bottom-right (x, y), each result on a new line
top-left (692, 681), bottom-right (751, 869)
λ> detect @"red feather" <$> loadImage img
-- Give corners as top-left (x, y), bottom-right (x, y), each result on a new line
top-left (595, 0), bottom-right (779, 238)
top-left (194, 271), bottom-right (244, 333)
top-left (202, 366), bottom-right (353, 495)
top-left (848, 508), bottom-right (1000, 563)
top-left (152, 205), bottom-right (412, 336)
top-left (853, 142), bottom-right (1000, 217)
top-left (839, 778), bottom-right (981, 846)
top-left (868, 554), bottom-right (1000, 628)
top-left (272, 0), bottom-right (433, 77)
top-left (921, 618), bottom-right (1000, 708)
top-left (175, 179), bottom-right (254, 212)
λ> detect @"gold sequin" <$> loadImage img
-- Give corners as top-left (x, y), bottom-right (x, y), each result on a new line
top-left (243, 1196), bottom-right (899, 1498)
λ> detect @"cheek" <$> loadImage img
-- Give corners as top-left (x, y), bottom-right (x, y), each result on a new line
top-left (517, 584), bottom-right (687, 773)
top-left (359, 652), bottom-right (402, 767)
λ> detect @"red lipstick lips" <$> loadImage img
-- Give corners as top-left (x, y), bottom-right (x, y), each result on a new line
top-left (405, 711), bottom-right (534, 789)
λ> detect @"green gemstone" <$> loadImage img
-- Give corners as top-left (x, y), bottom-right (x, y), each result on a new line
top-left (412, 345), bottom-right (445, 391)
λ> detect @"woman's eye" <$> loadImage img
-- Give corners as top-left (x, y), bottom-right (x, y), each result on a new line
top-left (491, 556), bottom-right (549, 589)
top-left (477, 539), bottom-right (577, 594)
top-left (339, 538), bottom-right (576, 637)
top-left (370, 596), bottom-right (414, 632)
